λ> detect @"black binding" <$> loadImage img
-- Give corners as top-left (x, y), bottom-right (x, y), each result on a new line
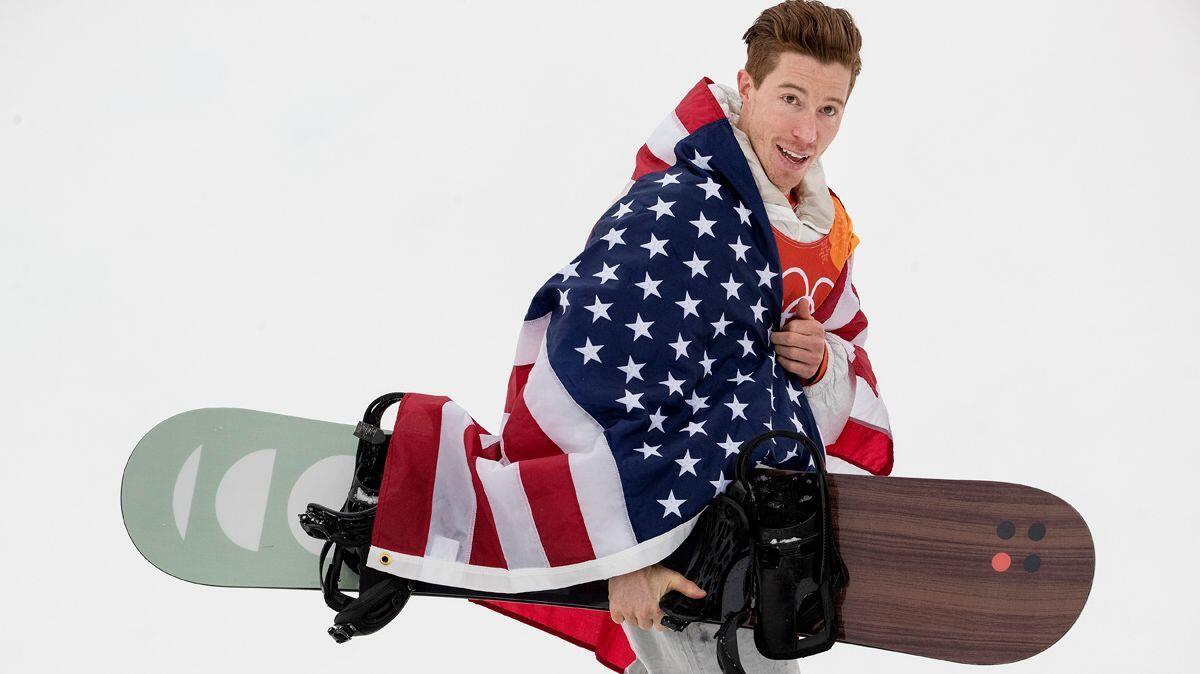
top-left (298, 392), bottom-right (412, 642)
top-left (660, 429), bottom-right (847, 671)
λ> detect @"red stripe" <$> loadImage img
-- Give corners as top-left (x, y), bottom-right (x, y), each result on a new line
top-left (827, 420), bottom-right (893, 475)
top-left (472, 602), bottom-right (634, 673)
top-left (813, 264), bottom-right (849, 323)
top-left (503, 390), bottom-right (566, 462)
top-left (505, 363), bottom-right (533, 414)
top-left (831, 309), bottom-right (868, 344)
top-left (851, 345), bottom-right (879, 396)
top-left (371, 393), bottom-right (447, 556)
top-left (674, 77), bottom-right (725, 133)
top-left (632, 144), bottom-right (670, 180)
top-left (519, 455), bottom-right (596, 566)
top-left (463, 423), bottom-right (507, 568)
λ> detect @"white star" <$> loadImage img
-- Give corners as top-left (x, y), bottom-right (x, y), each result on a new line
top-left (719, 435), bottom-right (742, 458)
top-left (670, 333), bottom-right (692, 360)
top-left (710, 472), bottom-right (732, 494)
top-left (616, 389), bottom-right (644, 412)
top-left (654, 172), bottom-right (681, 187)
top-left (696, 177), bottom-right (722, 200)
top-left (648, 407), bottom-right (668, 432)
top-left (790, 413), bottom-right (807, 433)
top-left (634, 273), bottom-right (662, 299)
top-left (734, 201), bottom-right (752, 225)
top-left (675, 292), bottom-right (702, 318)
top-left (648, 197), bottom-right (675, 220)
top-left (686, 390), bottom-right (709, 413)
top-left (729, 236), bottom-right (751, 262)
top-left (611, 200), bottom-right (633, 219)
top-left (683, 420), bottom-right (707, 437)
top-left (558, 261), bottom-right (580, 282)
top-left (756, 264), bottom-right (778, 287)
top-left (689, 212), bottom-right (717, 238)
top-left (658, 491), bottom-right (685, 518)
top-left (690, 150), bottom-right (712, 171)
top-left (698, 350), bottom-right (715, 376)
top-left (727, 369), bottom-right (753, 385)
top-left (724, 395), bottom-right (749, 420)
top-left (584, 296), bottom-right (612, 322)
top-left (641, 234), bottom-right (669, 258)
top-left (782, 447), bottom-right (800, 463)
top-left (617, 356), bottom-right (645, 383)
top-left (593, 262), bottom-right (620, 284)
top-left (683, 253), bottom-right (710, 278)
top-left (600, 227), bottom-right (627, 249)
top-left (575, 337), bottom-right (602, 364)
top-left (625, 313), bottom-right (654, 341)
top-left (737, 333), bottom-right (756, 357)
top-left (634, 442), bottom-right (662, 459)
top-left (786, 383), bottom-right (803, 405)
top-left (660, 372), bottom-right (685, 396)
top-left (711, 313), bottom-right (732, 336)
top-left (676, 450), bottom-right (702, 476)
top-left (720, 274), bottom-right (743, 300)
top-left (558, 288), bottom-right (570, 309)
top-left (750, 299), bottom-right (768, 324)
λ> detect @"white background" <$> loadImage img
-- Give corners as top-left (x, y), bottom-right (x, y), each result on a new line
top-left (2, 0), bottom-right (1198, 671)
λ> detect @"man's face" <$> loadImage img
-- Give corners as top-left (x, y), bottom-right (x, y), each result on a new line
top-left (736, 52), bottom-right (852, 196)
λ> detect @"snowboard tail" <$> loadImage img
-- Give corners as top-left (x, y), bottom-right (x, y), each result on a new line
top-left (122, 407), bottom-right (1093, 665)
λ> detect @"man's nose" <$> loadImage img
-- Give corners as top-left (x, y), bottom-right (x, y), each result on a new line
top-left (792, 114), bottom-right (818, 146)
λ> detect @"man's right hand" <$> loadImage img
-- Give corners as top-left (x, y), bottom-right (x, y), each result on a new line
top-left (608, 564), bottom-right (707, 631)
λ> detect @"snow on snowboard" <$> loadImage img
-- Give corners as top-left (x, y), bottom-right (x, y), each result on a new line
top-left (122, 407), bottom-right (1093, 665)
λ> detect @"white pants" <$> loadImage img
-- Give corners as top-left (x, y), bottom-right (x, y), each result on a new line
top-left (621, 622), bottom-right (800, 674)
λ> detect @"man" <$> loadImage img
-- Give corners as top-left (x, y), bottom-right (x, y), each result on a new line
top-left (359, 2), bottom-right (890, 671)
top-left (607, 2), bottom-right (887, 671)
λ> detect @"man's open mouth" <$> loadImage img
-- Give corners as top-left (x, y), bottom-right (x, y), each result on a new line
top-left (777, 145), bottom-right (810, 167)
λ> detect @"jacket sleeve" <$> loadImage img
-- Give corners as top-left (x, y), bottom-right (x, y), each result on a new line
top-left (802, 335), bottom-right (855, 447)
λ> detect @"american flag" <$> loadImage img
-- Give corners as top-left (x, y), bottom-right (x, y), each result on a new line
top-left (365, 77), bottom-right (891, 669)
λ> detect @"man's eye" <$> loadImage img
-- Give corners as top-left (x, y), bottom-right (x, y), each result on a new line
top-left (821, 106), bottom-right (838, 116)
top-left (783, 94), bottom-right (797, 105)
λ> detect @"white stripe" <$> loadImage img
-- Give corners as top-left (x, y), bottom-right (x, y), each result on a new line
top-left (514, 312), bottom-right (551, 366)
top-left (424, 402), bottom-right (477, 563)
top-left (850, 378), bottom-right (891, 430)
top-left (850, 324), bottom-right (870, 349)
top-left (525, 333), bottom-right (638, 556)
top-left (475, 458), bottom-right (549, 569)
top-left (366, 513), bottom-right (698, 594)
top-left (824, 257), bottom-right (861, 331)
top-left (645, 111), bottom-right (687, 167)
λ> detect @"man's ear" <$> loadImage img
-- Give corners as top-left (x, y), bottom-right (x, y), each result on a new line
top-left (736, 69), bottom-right (754, 100)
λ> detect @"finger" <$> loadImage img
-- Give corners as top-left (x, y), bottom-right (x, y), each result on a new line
top-left (636, 613), bottom-right (655, 631)
top-left (776, 354), bottom-right (815, 379)
top-left (774, 343), bottom-right (821, 362)
top-left (667, 573), bottom-right (707, 599)
top-left (795, 300), bottom-right (813, 320)
top-left (610, 610), bottom-right (624, 624)
top-left (782, 320), bottom-right (822, 340)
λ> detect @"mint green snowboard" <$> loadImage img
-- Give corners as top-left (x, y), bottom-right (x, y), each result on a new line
top-left (122, 408), bottom-right (361, 589)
